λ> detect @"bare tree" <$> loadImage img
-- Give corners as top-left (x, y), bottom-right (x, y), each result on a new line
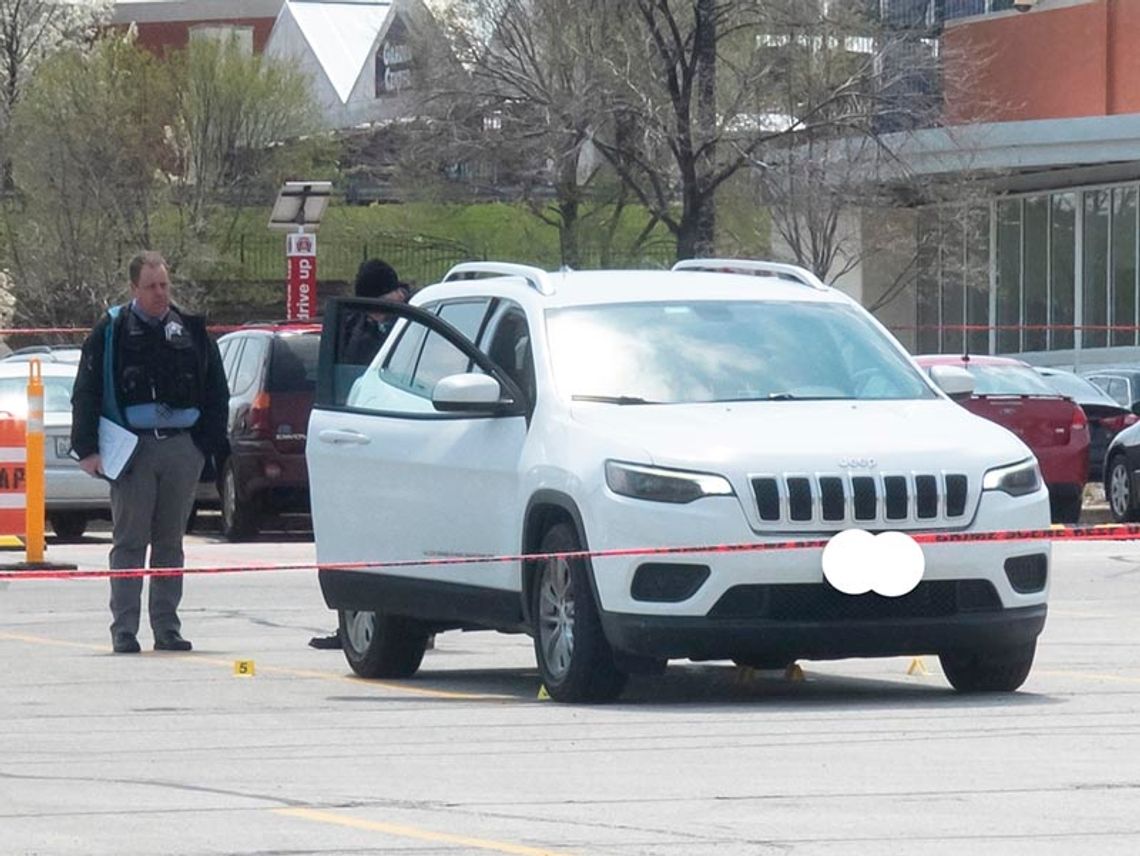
top-left (413, 0), bottom-right (643, 266)
top-left (165, 34), bottom-right (326, 256)
top-left (3, 32), bottom-right (326, 327)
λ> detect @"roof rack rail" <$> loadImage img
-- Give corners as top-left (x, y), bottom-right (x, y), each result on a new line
top-left (443, 262), bottom-right (555, 296)
top-left (672, 259), bottom-right (828, 291)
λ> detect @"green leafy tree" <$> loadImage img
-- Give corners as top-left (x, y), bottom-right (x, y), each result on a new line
top-left (5, 34), bottom-right (172, 327)
top-left (3, 32), bottom-right (328, 327)
top-left (0, 0), bottom-right (109, 197)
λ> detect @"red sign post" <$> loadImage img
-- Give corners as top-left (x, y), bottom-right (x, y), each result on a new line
top-left (285, 232), bottom-right (317, 321)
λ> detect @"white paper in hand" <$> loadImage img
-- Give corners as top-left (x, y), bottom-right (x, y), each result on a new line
top-left (98, 417), bottom-right (139, 480)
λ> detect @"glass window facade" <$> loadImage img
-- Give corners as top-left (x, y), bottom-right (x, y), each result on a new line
top-left (915, 181), bottom-right (1140, 356)
top-left (944, 0), bottom-right (1016, 20)
top-left (914, 204), bottom-right (990, 354)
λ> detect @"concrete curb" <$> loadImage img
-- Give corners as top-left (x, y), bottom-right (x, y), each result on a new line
top-left (1080, 504), bottom-right (1113, 526)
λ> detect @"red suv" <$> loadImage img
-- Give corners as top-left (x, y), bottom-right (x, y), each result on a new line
top-left (215, 323), bottom-right (321, 540)
top-left (915, 354), bottom-right (1089, 524)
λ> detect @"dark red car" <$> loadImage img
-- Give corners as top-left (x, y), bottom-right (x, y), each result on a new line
top-left (215, 322), bottom-right (321, 540)
top-left (915, 354), bottom-right (1089, 524)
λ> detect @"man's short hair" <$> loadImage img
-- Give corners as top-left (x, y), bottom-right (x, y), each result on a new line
top-left (128, 250), bottom-right (167, 285)
top-left (354, 258), bottom-right (402, 299)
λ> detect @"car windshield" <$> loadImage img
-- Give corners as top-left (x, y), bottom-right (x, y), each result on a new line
top-left (965, 364), bottom-right (1057, 396)
top-left (1038, 370), bottom-right (1117, 406)
top-left (0, 375), bottom-right (74, 415)
top-left (545, 300), bottom-right (935, 403)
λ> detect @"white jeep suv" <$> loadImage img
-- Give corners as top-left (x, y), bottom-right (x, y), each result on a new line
top-left (307, 260), bottom-right (1050, 702)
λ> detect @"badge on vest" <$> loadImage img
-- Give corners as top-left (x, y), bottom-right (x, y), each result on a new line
top-left (164, 319), bottom-right (185, 341)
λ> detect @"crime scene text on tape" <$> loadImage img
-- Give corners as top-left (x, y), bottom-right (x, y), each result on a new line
top-left (1, 522), bottom-right (1138, 581)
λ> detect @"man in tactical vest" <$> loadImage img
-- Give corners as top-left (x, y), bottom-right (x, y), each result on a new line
top-left (71, 251), bottom-right (230, 654)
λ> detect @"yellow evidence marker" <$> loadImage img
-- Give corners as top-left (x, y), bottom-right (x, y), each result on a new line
top-left (233, 660), bottom-right (256, 677)
top-left (907, 657), bottom-right (930, 676)
top-left (536, 684), bottom-right (550, 700)
top-left (784, 662), bottom-right (805, 682)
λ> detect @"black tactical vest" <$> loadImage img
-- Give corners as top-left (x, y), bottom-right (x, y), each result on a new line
top-left (116, 308), bottom-right (202, 410)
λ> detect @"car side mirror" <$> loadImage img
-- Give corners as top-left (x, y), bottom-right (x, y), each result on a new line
top-left (928, 365), bottom-right (975, 400)
top-left (432, 373), bottom-right (519, 415)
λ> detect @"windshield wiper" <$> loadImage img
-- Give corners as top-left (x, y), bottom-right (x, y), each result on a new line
top-left (572, 394), bottom-right (659, 405)
top-left (765, 392), bottom-right (847, 401)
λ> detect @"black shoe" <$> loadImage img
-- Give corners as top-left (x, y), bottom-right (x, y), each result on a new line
top-left (112, 632), bottom-right (141, 654)
top-left (308, 630), bottom-right (342, 650)
top-left (154, 631), bottom-right (192, 652)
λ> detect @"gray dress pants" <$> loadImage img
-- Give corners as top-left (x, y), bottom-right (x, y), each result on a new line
top-left (108, 433), bottom-right (204, 637)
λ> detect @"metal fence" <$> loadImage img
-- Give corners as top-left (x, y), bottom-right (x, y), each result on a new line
top-left (212, 234), bottom-right (678, 288)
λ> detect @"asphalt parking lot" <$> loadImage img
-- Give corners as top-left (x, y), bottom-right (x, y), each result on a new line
top-left (2, 530), bottom-right (1139, 855)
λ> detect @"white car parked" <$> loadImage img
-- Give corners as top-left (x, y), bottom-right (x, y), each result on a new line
top-left (307, 260), bottom-right (1051, 702)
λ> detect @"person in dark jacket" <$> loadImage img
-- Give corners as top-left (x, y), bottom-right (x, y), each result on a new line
top-left (310, 258), bottom-right (410, 651)
top-left (71, 251), bottom-right (230, 654)
top-left (336, 257), bottom-right (410, 364)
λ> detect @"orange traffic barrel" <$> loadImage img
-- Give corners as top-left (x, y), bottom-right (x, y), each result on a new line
top-left (0, 414), bottom-right (27, 537)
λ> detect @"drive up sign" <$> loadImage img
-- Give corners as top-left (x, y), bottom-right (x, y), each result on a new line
top-left (286, 231), bottom-right (317, 321)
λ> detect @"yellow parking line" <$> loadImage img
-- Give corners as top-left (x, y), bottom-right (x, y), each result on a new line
top-left (1036, 669), bottom-right (1140, 685)
top-left (276, 807), bottom-right (573, 856)
top-left (0, 631), bottom-right (515, 701)
top-left (0, 631), bottom-right (104, 651)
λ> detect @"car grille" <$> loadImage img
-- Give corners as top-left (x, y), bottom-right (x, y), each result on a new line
top-left (750, 472), bottom-right (970, 530)
top-left (707, 580), bottom-right (1002, 621)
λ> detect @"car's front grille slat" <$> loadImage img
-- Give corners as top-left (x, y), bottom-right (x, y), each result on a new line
top-left (750, 472), bottom-right (970, 529)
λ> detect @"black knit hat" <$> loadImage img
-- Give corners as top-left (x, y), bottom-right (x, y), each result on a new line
top-left (354, 258), bottom-right (401, 298)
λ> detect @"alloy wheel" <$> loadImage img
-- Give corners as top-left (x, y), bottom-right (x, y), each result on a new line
top-left (537, 557), bottom-right (576, 681)
top-left (344, 610), bottom-right (375, 654)
top-left (1110, 460), bottom-right (1132, 518)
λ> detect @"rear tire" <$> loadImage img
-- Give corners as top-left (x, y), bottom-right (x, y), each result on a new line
top-left (1107, 455), bottom-right (1140, 523)
top-left (49, 512), bottom-right (87, 541)
top-left (531, 523), bottom-right (627, 703)
top-left (338, 609), bottom-right (428, 679)
top-left (220, 461), bottom-right (259, 542)
top-left (939, 640), bottom-right (1037, 693)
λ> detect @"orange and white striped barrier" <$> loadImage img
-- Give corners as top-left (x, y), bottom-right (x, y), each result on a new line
top-left (0, 410), bottom-right (27, 547)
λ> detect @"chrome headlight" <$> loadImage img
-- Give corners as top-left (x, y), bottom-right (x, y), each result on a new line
top-left (982, 459), bottom-right (1042, 497)
top-left (605, 460), bottom-right (735, 504)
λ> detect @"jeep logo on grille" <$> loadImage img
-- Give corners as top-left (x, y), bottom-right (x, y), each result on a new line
top-left (838, 457), bottom-right (877, 469)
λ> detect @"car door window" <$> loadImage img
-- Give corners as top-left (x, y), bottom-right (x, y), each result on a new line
top-left (220, 338), bottom-right (243, 387)
top-left (481, 303), bottom-right (535, 406)
top-left (351, 317), bottom-right (476, 414)
top-left (231, 337), bottom-right (268, 397)
top-left (405, 301), bottom-right (492, 395)
top-left (1105, 377), bottom-right (1130, 408)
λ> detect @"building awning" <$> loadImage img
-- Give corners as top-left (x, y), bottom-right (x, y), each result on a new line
top-left (885, 114), bottom-right (1140, 193)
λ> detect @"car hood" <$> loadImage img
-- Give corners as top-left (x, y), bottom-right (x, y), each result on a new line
top-left (570, 398), bottom-right (1032, 476)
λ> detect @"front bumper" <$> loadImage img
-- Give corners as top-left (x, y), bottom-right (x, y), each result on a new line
top-left (586, 487), bottom-right (1052, 617)
top-left (600, 603), bottom-right (1047, 661)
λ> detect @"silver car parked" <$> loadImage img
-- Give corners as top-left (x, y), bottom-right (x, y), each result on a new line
top-left (0, 361), bottom-right (110, 540)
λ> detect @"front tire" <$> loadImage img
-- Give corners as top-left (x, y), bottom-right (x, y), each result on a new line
top-left (1107, 455), bottom-right (1140, 523)
top-left (338, 609), bottom-right (428, 679)
top-left (939, 640), bottom-right (1037, 693)
top-left (531, 523), bottom-right (627, 703)
top-left (220, 461), bottom-right (259, 541)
